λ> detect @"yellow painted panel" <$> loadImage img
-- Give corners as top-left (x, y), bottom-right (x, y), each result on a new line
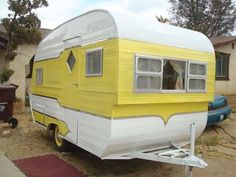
top-left (117, 39), bottom-right (215, 105)
top-left (119, 39), bottom-right (214, 62)
top-left (79, 91), bottom-right (115, 116)
top-left (31, 38), bottom-right (119, 117)
top-left (33, 111), bottom-right (69, 136)
top-left (112, 102), bottom-right (208, 122)
top-left (33, 110), bottom-right (44, 124)
top-left (31, 37), bottom-right (215, 121)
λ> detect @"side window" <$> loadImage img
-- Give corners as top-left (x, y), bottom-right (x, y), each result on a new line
top-left (188, 62), bottom-right (207, 91)
top-left (135, 56), bottom-right (162, 91)
top-left (215, 52), bottom-right (229, 80)
top-left (134, 54), bottom-right (208, 93)
top-left (36, 68), bottom-right (43, 85)
top-left (86, 49), bottom-right (103, 76)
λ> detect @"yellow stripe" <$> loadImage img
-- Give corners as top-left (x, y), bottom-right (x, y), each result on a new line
top-left (33, 110), bottom-right (69, 136)
top-left (112, 102), bottom-right (208, 123)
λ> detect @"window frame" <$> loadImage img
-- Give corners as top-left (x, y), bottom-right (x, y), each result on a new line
top-left (134, 54), bottom-right (163, 92)
top-left (134, 54), bottom-right (208, 93)
top-left (86, 47), bottom-right (103, 77)
top-left (36, 68), bottom-right (43, 85)
top-left (66, 51), bottom-right (77, 73)
top-left (215, 52), bottom-right (230, 81)
top-left (161, 59), bottom-right (188, 93)
top-left (187, 61), bottom-right (207, 92)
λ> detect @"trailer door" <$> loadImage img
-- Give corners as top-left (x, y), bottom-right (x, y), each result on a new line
top-left (64, 49), bottom-right (80, 144)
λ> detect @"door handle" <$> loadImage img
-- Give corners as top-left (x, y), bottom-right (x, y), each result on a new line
top-left (73, 83), bottom-right (79, 87)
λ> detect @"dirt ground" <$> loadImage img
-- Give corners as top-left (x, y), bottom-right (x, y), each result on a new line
top-left (1, 98), bottom-right (236, 177)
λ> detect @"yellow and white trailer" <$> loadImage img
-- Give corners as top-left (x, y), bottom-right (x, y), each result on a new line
top-left (30, 9), bottom-right (214, 171)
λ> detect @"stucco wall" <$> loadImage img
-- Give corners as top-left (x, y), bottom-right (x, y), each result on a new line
top-left (214, 42), bottom-right (236, 95)
top-left (8, 44), bottom-right (36, 111)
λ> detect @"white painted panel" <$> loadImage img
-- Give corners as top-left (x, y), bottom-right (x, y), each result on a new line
top-left (30, 95), bottom-right (207, 159)
top-left (63, 109), bottom-right (78, 144)
top-left (78, 112), bottom-right (111, 157)
top-left (35, 10), bottom-right (214, 61)
top-left (103, 112), bottom-right (207, 158)
top-left (30, 95), bottom-right (78, 143)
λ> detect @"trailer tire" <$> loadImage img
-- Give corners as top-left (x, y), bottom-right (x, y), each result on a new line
top-left (53, 125), bottom-right (69, 152)
top-left (8, 117), bottom-right (18, 128)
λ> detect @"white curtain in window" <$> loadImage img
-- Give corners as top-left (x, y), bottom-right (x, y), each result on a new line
top-left (169, 60), bottom-right (185, 89)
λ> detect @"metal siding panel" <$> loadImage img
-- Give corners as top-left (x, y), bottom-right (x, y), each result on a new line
top-left (31, 39), bottom-right (118, 117)
top-left (117, 39), bottom-right (215, 106)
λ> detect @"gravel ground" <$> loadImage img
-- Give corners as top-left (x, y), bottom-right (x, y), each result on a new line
top-left (0, 105), bottom-right (236, 177)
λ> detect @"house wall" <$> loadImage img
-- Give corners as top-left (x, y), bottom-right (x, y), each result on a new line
top-left (9, 44), bottom-right (37, 112)
top-left (214, 42), bottom-right (236, 95)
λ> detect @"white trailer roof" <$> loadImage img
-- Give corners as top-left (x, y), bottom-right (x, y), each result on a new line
top-left (35, 9), bottom-right (214, 61)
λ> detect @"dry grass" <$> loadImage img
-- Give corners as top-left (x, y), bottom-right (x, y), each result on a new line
top-left (227, 95), bottom-right (236, 113)
top-left (196, 136), bottom-right (218, 147)
top-left (1, 98), bottom-right (236, 177)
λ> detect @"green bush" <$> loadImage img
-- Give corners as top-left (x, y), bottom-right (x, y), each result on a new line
top-left (0, 69), bottom-right (14, 84)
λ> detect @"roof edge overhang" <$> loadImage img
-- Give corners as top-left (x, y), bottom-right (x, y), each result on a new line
top-left (212, 39), bottom-right (236, 47)
top-left (35, 9), bottom-right (214, 62)
top-left (35, 9), bottom-right (118, 61)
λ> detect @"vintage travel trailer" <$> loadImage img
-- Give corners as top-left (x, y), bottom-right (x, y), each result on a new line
top-left (30, 9), bottom-right (215, 169)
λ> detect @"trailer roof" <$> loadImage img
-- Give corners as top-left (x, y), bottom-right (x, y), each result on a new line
top-left (35, 9), bottom-right (214, 61)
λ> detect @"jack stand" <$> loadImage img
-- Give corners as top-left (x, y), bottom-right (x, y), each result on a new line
top-left (129, 122), bottom-right (207, 175)
top-left (187, 122), bottom-right (196, 177)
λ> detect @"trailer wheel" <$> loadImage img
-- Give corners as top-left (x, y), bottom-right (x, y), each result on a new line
top-left (8, 117), bottom-right (18, 128)
top-left (53, 125), bottom-right (69, 152)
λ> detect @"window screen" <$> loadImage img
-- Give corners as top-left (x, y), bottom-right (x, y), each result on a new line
top-left (189, 79), bottom-right (206, 90)
top-left (137, 75), bottom-right (161, 90)
top-left (36, 68), bottom-right (43, 85)
top-left (86, 49), bottom-right (102, 76)
top-left (135, 56), bottom-right (162, 91)
top-left (189, 63), bottom-right (206, 76)
top-left (135, 55), bottom-right (208, 92)
top-left (188, 62), bottom-right (207, 91)
top-left (138, 58), bottom-right (162, 73)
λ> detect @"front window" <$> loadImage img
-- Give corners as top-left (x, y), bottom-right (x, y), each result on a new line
top-left (135, 57), bottom-right (162, 91)
top-left (216, 52), bottom-right (229, 80)
top-left (134, 55), bottom-right (207, 92)
top-left (162, 60), bottom-right (186, 90)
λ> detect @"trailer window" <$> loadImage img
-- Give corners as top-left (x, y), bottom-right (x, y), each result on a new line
top-left (189, 63), bottom-right (206, 76)
top-left (135, 56), bottom-right (162, 91)
top-left (162, 60), bottom-right (186, 90)
top-left (36, 68), bottom-right (43, 85)
top-left (189, 78), bottom-right (206, 90)
top-left (86, 49), bottom-right (103, 76)
top-left (67, 52), bottom-right (76, 72)
top-left (135, 55), bottom-right (207, 92)
top-left (188, 62), bottom-right (207, 91)
top-left (135, 56), bottom-right (188, 91)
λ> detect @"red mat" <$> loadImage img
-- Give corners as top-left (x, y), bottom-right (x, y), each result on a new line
top-left (14, 154), bottom-right (87, 177)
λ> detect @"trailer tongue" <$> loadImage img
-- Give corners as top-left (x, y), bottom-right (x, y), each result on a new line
top-left (129, 123), bottom-right (207, 177)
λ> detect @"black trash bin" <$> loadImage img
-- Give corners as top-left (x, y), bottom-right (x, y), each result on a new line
top-left (0, 84), bottom-right (18, 128)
